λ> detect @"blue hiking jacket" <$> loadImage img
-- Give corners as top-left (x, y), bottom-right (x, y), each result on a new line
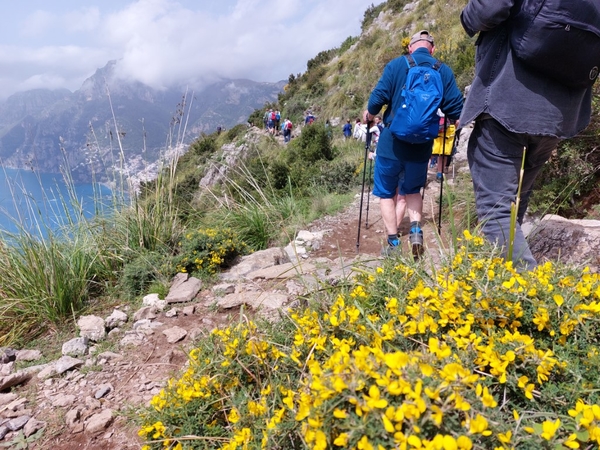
top-left (367, 48), bottom-right (463, 162)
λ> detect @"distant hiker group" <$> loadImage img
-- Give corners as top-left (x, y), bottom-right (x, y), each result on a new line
top-left (263, 109), bottom-right (281, 136)
top-left (262, 108), bottom-right (294, 143)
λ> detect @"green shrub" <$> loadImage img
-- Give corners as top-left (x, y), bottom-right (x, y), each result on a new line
top-left (307, 49), bottom-right (337, 71)
top-left (175, 228), bottom-right (247, 275)
top-left (317, 159), bottom-right (358, 194)
top-left (189, 135), bottom-right (217, 157)
top-left (120, 251), bottom-right (174, 299)
top-left (339, 35), bottom-right (359, 54)
top-left (138, 235), bottom-right (600, 450)
top-left (268, 160), bottom-right (290, 191)
top-left (287, 123), bottom-right (335, 165)
top-left (247, 108), bottom-right (265, 128)
top-left (226, 124), bottom-right (248, 141)
top-left (529, 141), bottom-right (597, 217)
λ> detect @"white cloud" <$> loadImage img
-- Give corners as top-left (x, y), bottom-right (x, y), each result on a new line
top-left (0, 0), bottom-right (382, 99)
top-left (64, 7), bottom-right (101, 33)
top-left (20, 10), bottom-right (56, 38)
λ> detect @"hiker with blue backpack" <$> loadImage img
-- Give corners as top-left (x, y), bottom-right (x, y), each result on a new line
top-left (364, 30), bottom-right (463, 258)
top-left (460, 0), bottom-right (599, 271)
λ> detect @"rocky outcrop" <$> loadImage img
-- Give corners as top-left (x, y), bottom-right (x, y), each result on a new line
top-left (199, 129), bottom-right (261, 188)
top-left (529, 214), bottom-right (600, 270)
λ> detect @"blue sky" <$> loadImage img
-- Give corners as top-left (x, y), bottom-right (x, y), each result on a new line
top-left (0, 0), bottom-right (384, 99)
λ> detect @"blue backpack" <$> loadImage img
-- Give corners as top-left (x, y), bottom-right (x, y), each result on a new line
top-left (389, 54), bottom-right (444, 144)
top-left (509, 0), bottom-right (600, 88)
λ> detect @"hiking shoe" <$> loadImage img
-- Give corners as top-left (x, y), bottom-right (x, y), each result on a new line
top-left (409, 226), bottom-right (424, 259)
top-left (436, 172), bottom-right (443, 181)
top-left (381, 238), bottom-right (401, 257)
top-left (381, 243), bottom-right (402, 257)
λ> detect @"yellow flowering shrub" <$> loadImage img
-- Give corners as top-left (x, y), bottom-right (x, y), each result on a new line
top-left (175, 228), bottom-right (247, 275)
top-left (139, 232), bottom-right (600, 449)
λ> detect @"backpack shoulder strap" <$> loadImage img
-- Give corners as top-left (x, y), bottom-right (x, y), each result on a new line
top-left (432, 60), bottom-right (443, 71)
top-left (405, 54), bottom-right (417, 69)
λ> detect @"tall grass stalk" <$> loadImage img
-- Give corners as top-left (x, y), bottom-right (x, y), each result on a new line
top-left (0, 226), bottom-right (110, 343)
top-left (206, 160), bottom-right (306, 250)
top-left (507, 147), bottom-right (527, 263)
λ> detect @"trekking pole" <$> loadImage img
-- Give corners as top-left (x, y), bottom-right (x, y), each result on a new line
top-left (438, 119), bottom-right (447, 235)
top-left (356, 125), bottom-right (372, 253)
top-left (365, 156), bottom-right (373, 229)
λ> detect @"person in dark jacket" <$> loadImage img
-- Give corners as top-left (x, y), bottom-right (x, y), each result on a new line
top-left (460, 0), bottom-right (594, 270)
top-left (364, 30), bottom-right (463, 257)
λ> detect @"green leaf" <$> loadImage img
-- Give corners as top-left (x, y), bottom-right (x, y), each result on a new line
top-left (576, 429), bottom-right (589, 441)
top-left (532, 423), bottom-right (544, 435)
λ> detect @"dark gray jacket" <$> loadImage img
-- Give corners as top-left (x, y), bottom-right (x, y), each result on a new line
top-left (459, 0), bottom-right (593, 138)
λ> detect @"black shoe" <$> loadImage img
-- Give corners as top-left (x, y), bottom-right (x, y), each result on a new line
top-left (409, 226), bottom-right (424, 259)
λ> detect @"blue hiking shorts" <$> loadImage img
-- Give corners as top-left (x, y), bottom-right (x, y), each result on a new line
top-left (372, 155), bottom-right (428, 198)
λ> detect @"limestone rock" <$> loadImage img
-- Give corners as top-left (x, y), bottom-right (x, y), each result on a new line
top-left (23, 418), bottom-right (45, 438)
top-left (133, 306), bottom-right (158, 322)
top-left (163, 326), bottom-right (187, 344)
top-left (85, 409), bottom-right (114, 433)
top-left (62, 337), bottom-right (89, 357)
top-left (142, 293), bottom-right (167, 311)
top-left (165, 276), bottom-right (202, 303)
top-left (77, 315), bottom-right (106, 342)
top-left (0, 372), bottom-right (32, 392)
top-left (55, 356), bottom-right (84, 375)
top-left (105, 309), bottom-right (128, 329)
top-left (51, 394), bottom-right (76, 408)
top-left (247, 262), bottom-right (316, 280)
top-left (7, 415), bottom-right (30, 431)
top-left (120, 331), bottom-right (147, 347)
top-left (0, 348), bottom-right (16, 364)
top-left (15, 350), bottom-right (42, 362)
top-left (0, 393), bottom-right (18, 406)
top-left (220, 247), bottom-right (289, 280)
top-left (94, 384), bottom-right (113, 399)
top-left (529, 214), bottom-right (600, 270)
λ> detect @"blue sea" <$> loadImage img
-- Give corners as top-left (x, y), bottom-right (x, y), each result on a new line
top-left (0, 168), bottom-right (113, 236)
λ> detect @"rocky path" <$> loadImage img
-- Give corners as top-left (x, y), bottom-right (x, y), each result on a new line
top-left (0, 164), bottom-right (452, 450)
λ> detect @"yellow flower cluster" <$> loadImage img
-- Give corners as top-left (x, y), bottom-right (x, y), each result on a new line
top-left (176, 228), bottom-right (245, 275)
top-left (138, 235), bottom-right (600, 449)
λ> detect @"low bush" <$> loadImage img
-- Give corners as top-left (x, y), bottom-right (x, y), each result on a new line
top-left (226, 124), bottom-right (248, 142)
top-left (138, 233), bottom-right (600, 449)
top-left (287, 124), bottom-right (336, 165)
top-left (120, 251), bottom-right (174, 299)
top-left (175, 228), bottom-right (247, 276)
top-left (317, 160), bottom-right (359, 194)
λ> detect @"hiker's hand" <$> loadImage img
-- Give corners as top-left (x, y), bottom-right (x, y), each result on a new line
top-left (363, 110), bottom-right (374, 125)
top-left (368, 151), bottom-right (375, 160)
